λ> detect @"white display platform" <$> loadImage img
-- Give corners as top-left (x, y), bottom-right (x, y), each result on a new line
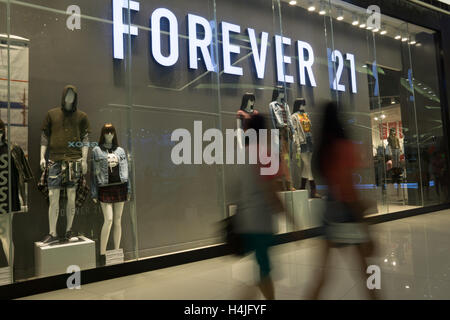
top-left (308, 198), bottom-right (325, 228)
top-left (277, 190), bottom-right (310, 233)
top-left (0, 267), bottom-right (11, 286)
top-left (34, 236), bottom-right (96, 277)
top-left (105, 249), bottom-right (124, 266)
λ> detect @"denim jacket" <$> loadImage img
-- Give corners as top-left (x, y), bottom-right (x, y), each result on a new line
top-left (90, 146), bottom-right (130, 199)
top-left (269, 101), bottom-right (294, 134)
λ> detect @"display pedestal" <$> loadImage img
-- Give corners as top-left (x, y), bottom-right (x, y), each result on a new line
top-left (105, 249), bottom-right (124, 266)
top-left (308, 198), bottom-right (325, 228)
top-left (277, 190), bottom-right (310, 233)
top-left (0, 267), bottom-right (11, 285)
top-left (34, 236), bottom-right (95, 277)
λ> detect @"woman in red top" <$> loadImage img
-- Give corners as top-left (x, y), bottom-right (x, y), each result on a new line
top-left (307, 102), bottom-right (377, 300)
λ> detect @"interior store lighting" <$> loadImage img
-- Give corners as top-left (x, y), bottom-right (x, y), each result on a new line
top-left (308, 0), bottom-right (316, 11)
top-left (289, 0), bottom-right (297, 5)
top-left (395, 35), bottom-right (402, 40)
top-left (337, 8), bottom-right (344, 20)
top-left (352, 14), bottom-right (359, 25)
top-left (319, 2), bottom-right (326, 15)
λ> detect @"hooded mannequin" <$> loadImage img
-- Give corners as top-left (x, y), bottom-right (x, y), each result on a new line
top-left (269, 86), bottom-right (295, 191)
top-left (39, 85), bottom-right (90, 246)
top-left (236, 93), bottom-right (259, 149)
top-left (91, 124), bottom-right (131, 266)
top-left (291, 98), bottom-right (320, 198)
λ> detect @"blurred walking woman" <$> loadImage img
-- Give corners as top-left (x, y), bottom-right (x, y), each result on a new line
top-left (308, 102), bottom-right (377, 300)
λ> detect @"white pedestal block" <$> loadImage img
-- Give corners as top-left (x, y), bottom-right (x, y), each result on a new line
top-left (0, 267), bottom-right (11, 286)
top-left (276, 192), bottom-right (289, 234)
top-left (277, 190), bottom-right (310, 232)
top-left (34, 236), bottom-right (96, 277)
top-left (105, 249), bottom-right (124, 266)
top-left (308, 199), bottom-right (325, 228)
top-left (292, 190), bottom-right (310, 230)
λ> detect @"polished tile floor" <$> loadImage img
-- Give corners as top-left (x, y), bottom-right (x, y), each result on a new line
top-left (21, 209), bottom-right (450, 300)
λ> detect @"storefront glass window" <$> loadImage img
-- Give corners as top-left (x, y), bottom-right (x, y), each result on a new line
top-left (0, 0), bottom-right (447, 287)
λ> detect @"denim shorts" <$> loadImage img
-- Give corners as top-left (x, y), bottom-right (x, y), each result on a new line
top-left (48, 160), bottom-right (82, 189)
top-left (300, 134), bottom-right (313, 153)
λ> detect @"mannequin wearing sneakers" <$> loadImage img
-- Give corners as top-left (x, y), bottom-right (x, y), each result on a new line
top-left (91, 124), bottom-right (130, 266)
top-left (39, 86), bottom-right (90, 246)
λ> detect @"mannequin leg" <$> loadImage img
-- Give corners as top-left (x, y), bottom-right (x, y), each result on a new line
top-left (112, 202), bottom-right (125, 250)
top-left (0, 214), bottom-right (10, 265)
top-left (281, 132), bottom-right (293, 190)
top-left (100, 202), bottom-right (113, 255)
top-left (65, 187), bottom-right (77, 232)
top-left (48, 189), bottom-right (61, 237)
top-left (300, 153), bottom-right (313, 180)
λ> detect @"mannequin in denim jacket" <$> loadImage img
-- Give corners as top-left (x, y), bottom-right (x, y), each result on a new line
top-left (91, 124), bottom-right (130, 265)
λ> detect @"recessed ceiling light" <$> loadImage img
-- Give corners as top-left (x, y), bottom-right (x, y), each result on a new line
top-left (337, 8), bottom-right (344, 20)
top-left (289, 0), bottom-right (297, 5)
top-left (402, 37), bottom-right (408, 42)
top-left (380, 30), bottom-right (387, 35)
top-left (359, 23), bottom-right (366, 28)
top-left (352, 14), bottom-right (359, 25)
top-left (307, 0), bottom-right (315, 11)
top-left (416, 43), bottom-right (422, 47)
top-left (395, 35), bottom-right (401, 40)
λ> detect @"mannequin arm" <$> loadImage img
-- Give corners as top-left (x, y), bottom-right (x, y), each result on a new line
top-left (40, 145), bottom-right (47, 171)
top-left (236, 118), bottom-right (244, 150)
top-left (40, 131), bottom-right (50, 171)
top-left (90, 150), bottom-right (98, 201)
top-left (81, 134), bottom-right (89, 175)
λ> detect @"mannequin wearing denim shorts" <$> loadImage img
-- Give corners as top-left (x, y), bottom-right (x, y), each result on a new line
top-left (39, 85), bottom-right (90, 246)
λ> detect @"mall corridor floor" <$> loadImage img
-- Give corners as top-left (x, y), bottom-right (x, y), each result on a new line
top-left (21, 210), bottom-right (450, 300)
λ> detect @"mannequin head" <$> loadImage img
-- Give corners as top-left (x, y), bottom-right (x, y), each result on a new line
top-left (293, 98), bottom-right (306, 113)
top-left (0, 119), bottom-right (5, 144)
top-left (61, 85), bottom-right (78, 113)
top-left (271, 86), bottom-right (286, 103)
top-left (99, 123), bottom-right (119, 150)
top-left (240, 93), bottom-right (256, 113)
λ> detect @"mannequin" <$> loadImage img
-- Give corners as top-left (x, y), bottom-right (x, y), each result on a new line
top-left (40, 85), bottom-right (90, 246)
top-left (91, 124), bottom-right (130, 266)
top-left (269, 86), bottom-right (295, 191)
top-left (236, 93), bottom-right (259, 149)
top-left (291, 98), bottom-right (320, 198)
top-left (387, 127), bottom-right (403, 184)
top-left (0, 119), bottom-right (33, 266)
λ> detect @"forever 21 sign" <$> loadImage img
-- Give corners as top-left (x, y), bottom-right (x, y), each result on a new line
top-left (112, 0), bottom-right (358, 94)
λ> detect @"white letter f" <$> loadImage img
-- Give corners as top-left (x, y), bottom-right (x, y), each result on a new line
top-left (113, 0), bottom-right (140, 59)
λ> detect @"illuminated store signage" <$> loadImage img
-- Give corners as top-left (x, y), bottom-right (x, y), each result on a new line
top-left (112, 1), bottom-right (358, 93)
